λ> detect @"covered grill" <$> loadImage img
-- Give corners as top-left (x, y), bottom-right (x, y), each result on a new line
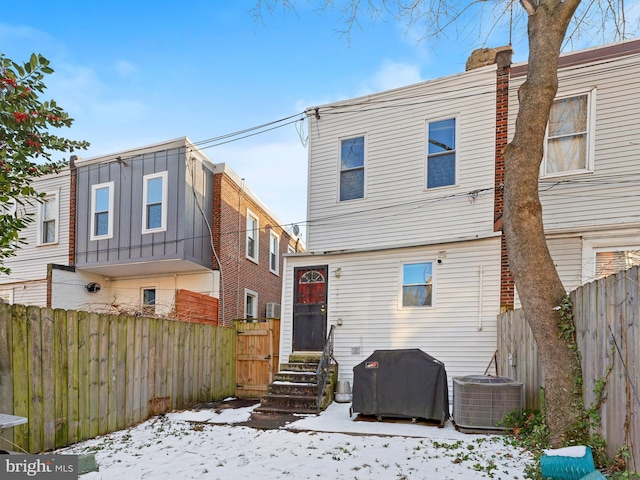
top-left (351, 349), bottom-right (449, 426)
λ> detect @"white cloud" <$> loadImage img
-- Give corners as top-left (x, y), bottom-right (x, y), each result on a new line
top-left (115, 60), bottom-right (137, 77)
top-left (370, 59), bottom-right (424, 91)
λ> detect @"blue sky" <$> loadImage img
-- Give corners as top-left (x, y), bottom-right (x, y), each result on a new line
top-left (1, 1), bottom-right (634, 238)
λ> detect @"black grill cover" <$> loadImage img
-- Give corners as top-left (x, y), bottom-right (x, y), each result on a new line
top-left (352, 349), bottom-right (450, 425)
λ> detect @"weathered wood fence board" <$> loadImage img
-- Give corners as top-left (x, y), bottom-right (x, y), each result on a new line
top-left (0, 304), bottom-right (235, 454)
top-left (235, 319), bottom-right (280, 398)
top-left (497, 266), bottom-right (640, 470)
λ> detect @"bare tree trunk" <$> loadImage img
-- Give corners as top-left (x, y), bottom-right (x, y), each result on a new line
top-left (503, 0), bottom-right (583, 447)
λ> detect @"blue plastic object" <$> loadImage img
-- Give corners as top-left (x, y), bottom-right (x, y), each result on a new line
top-left (579, 471), bottom-right (606, 480)
top-left (539, 446), bottom-right (595, 480)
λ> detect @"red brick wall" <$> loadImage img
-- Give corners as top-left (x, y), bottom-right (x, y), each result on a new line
top-left (494, 60), bottom-right (514, 311)
top-left (174, 289), bottom-right (219, 324)
top-left (212, 172), bottom-right (295, 327)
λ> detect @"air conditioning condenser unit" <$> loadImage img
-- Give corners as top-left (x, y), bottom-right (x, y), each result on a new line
top-left (453, 375), bottom-right (523, 432)
top-left (266, 303), bottom-right (281, 319)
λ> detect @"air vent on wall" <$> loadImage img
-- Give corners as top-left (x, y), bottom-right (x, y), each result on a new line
top-left (453, 375), bottom-right (523, 432)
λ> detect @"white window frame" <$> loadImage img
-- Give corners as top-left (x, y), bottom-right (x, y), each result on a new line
top-left (426, 116), bottom-right (458, 190)
top-left (269, 229), bottom-right (280, 275)
top-left (90, 181), bottom-right (114, 241)
top-left (246, 209), bottom-right (259, 263)
top-left (399, 260), bottom-right (435, 309)
top-left (338, 134), bottom-right (366, 202)
top-left (542, 89), bottom-right (596, 178)
top-left (244, 288), bottom-right (258, 319)
top-left (37, 190), bottom-right (59, 246)
top-left (142, 171), bottom-right (168, 234)
top-left (582, 235), bottom-right (640, 283)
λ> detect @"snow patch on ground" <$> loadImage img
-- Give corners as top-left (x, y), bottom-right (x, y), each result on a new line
top-left (59, 401), bottom-right (534, 479)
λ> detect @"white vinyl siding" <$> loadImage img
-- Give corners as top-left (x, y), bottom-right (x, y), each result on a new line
top-left (142, 171), bottom-right (168, 234)
top-left (306, 66), bottom-right (497, 252)
top-left (246, 210), bottom-right (259, 263)
top-left (280, 238), bottom-right (501, 399)
top-left (510, 53), bottom-right (640, 234)
top-left (90, 181), bottom-right (114, 240)
top-left (0, 171), bottom-right (71, 307)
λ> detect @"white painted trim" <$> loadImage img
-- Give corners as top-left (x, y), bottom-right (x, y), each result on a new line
top-left (90, 181), bottom-right (114, 241)
top-left (541, 88), bottom-right (597, 178)
top-left (398, 259), bottom-right (436, 309)
top-left (142, 171), bottom-right (168, 234)
top-left (582, 234), bottom-right (640, 282)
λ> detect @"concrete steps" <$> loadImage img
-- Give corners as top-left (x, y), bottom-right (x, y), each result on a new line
top-left (255, 355), bottom-right (337, 415)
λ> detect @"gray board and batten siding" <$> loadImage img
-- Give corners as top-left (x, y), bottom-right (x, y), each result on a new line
top-left (74, 144), bottom-right (214, 272)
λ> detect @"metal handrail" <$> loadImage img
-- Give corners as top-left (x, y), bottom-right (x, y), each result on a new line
top-left (316, 325), bottom-right (337, 414)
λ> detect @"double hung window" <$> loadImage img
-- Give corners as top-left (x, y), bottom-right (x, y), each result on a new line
top-left (38, 192), bottom-right (58, 245)
top-left (544, 92), bottom-right (594, 176)
top-left (246, 210), bottom-right (259, 262)
top-left (339, 136), bottom-right (365, 201)
top-left (245, 289), bottom-right (258, 319)
top-left (91, 182), bottom-right (114, 240)
top-left (142, 172), bottom-right (168, 233)
top-left (427, 118), bottom-right (456, 189)
top-left (401, 262), bottom-right (434, 307)
top-left (269, 230), bottom-right (280, 274)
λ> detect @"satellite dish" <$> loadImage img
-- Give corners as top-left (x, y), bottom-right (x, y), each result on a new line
top-left (86, 282), bottom-right (101, 293)
top-left (292, 224), bottom-right (300, 236)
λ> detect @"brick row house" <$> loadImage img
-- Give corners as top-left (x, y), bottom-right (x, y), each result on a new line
top-left (278, 39), bottom-right (640, 396)
top-left (0, 137), bottom-right (302, 326)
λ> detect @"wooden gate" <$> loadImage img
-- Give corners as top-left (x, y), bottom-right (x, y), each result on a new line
top-left (234, 319), bottom-right (280, 398)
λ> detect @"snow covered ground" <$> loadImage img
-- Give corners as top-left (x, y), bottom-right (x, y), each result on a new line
top-left (59, 400), bottom-right (534, 479)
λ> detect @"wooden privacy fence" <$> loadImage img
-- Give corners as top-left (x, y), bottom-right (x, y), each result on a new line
top-left (497, 266), bottom-right (639, 469)
top-left (0, 304), bottom-right (235, 454)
